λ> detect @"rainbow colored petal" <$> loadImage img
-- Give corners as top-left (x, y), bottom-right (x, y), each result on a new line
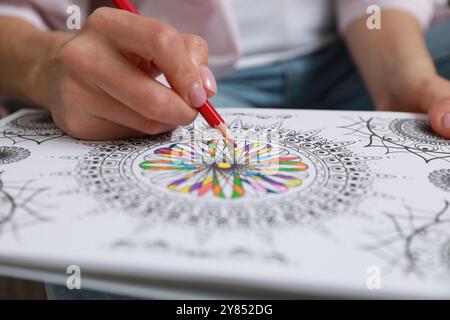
top-left (140, 141), bottom-right (309, 199)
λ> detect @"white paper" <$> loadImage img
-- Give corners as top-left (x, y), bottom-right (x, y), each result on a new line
top-left (0, 108), bottom-right (449, 299)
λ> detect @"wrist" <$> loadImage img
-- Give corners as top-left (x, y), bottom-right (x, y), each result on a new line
top-left (26, 31), bottom-right (73, 110)
top-left (375, 58), bottom-right (437, 110)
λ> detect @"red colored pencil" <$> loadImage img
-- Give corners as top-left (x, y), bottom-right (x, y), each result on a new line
top-left (111, 0), bottom-right (236, 143)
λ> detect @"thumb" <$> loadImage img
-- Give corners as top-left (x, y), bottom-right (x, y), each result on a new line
top-left (428, 97), bottom-right (450, 139)
top-left (420, 76), bottom-right (450, 139)
top-left (182, 34), bottom-right (217, 98)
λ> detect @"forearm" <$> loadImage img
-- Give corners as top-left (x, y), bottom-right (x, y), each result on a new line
top-left (344, 10), bottom-right (436, 110)
top-left (0, 17), bottom-right (71, 108)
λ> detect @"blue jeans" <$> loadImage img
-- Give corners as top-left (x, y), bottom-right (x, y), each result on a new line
top-left (212, 19), bottom-right (450, 111)
top-left (47, 19), bottom-right (450, 300)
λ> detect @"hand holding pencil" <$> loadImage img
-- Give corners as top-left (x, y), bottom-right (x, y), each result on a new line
top-left (112, 0), bottom-right (235, 142)
top-left (31, 5), bottom-right (228, 141)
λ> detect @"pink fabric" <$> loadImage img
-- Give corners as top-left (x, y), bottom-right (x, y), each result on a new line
top-left (0, 0), bottom-right (90, 31)
top-left (0, 0), bottom-right (443, 74)
top-left (0, 0), bottom-right (239, 76)
top-left (0, 1), bottom-right (440, 33)
top-left (337, 0), bottom-right (436, 32)
top-left (433, 2), bottom-right (450, 25)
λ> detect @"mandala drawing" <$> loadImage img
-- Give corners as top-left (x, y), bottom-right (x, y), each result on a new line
top-left (429, 169), bottom-right (450, 192)
top-left (139, 140), bottom-right (309, 199)
top-left (0, 172), bottom-right (50, 236)
top-left (3, 109), bottom-right (450, 296)
top-left (0, 146), bottom-right (30, 165)
top-left (68, 114), bottom-right (381, 238)
top-left (340, 117), bottom-right (450, 163)
top-left (363, 201), bottom-right (450, 277)
top-left (0, 111), bottom-right (65, 144)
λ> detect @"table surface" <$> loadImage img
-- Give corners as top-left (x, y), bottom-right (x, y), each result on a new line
top-left (0, 276), bottom-right (46, 299)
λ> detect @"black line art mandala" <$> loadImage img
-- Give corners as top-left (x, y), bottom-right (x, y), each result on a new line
top-left (69, 115), bottom-right (382, 239)
top-left (363, 201), bottom-right (450, 278)
top-left (0, 111), bottom-right (65, 145)
top-left (429, 169), bottom-right (450, 192)
top-left (0, 172), bottom-right (50, 236)
top-left (340, 117), bottom-right (450, 163)
top-left (0, 146), bottom-right (30, 165)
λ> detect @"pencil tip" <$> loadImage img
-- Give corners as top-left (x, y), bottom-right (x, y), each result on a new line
top-left (215, 123), bottom-right (236, 146)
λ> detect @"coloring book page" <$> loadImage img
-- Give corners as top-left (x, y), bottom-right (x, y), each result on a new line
top-left (0, 108), bottom-right (449, 298)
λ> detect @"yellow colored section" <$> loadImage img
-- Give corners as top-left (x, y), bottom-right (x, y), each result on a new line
top-left (217, 163), bottom-right (232, 169)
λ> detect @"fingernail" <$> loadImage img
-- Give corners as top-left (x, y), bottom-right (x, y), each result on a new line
top-left (199, 65), bottom-right (218, 95)
top-left (189, 82), bottom-right (207, 108)
top-left (443, 113), bottom-right (450, 129)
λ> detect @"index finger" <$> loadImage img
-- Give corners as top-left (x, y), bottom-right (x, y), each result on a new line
top-left (87, 7), bottom-right (207, 108)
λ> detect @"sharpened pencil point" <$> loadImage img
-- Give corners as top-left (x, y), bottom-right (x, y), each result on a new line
top-left (215, 123), bottom-right (236, 145)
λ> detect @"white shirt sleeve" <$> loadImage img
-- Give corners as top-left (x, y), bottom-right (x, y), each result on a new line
top-left (0, 0), bottom-right (48, 30)
top-left (0, 0), bottom-right (90, 31)
top-left (337, 0), bottom-right (436, 34)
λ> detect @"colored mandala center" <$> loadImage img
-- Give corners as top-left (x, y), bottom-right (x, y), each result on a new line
top-left (139, 140), bottom-right (309, 200)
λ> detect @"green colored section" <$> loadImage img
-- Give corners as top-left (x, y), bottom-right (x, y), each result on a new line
top-left (231, 173), bottom-right (244, 199)
top-left (277, 161), bottom-right (300, 165)
top-left (277, 167), bottom-right (304, 172)
top-left (207, 141), bottom-right (217, 161)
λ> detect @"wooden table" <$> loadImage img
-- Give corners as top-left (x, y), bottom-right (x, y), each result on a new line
top-left (0, 276), bottom-right (47, 300)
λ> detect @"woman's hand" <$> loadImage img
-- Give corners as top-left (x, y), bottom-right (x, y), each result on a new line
top-left (377, 71), bottom-right (450, 139)
top-left (344, 10), bottom-right (450, 139)
top-left (29, 7), bottom-right (217, 140)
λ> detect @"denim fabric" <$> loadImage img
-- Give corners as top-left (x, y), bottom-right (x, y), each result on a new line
top-left (212, 19), bottom-right (450, 112)
top-left (46, 19), bottom-right (450, 300)
top-left (210, 40), bottom-right (375, 110)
